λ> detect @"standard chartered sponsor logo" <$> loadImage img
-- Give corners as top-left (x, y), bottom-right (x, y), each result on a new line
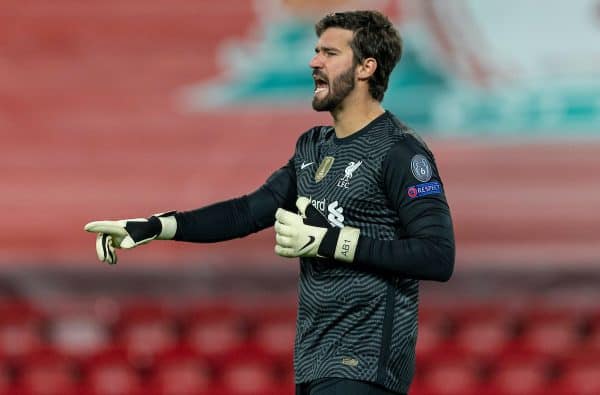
top-left (327, 201), bottom-right (344, 228)
top-left (310, 197), bottom-right (326, 212)
top-left (309, 198), bottom-right (344, 228)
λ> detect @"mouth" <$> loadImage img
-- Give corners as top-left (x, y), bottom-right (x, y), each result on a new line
top-left (313, 74), bottom-right (329, 96)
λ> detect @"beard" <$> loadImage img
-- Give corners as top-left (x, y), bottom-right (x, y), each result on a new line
top-left (312, 65), bottom-right (356, 112)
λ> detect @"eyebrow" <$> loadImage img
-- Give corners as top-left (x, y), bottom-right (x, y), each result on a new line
top-left (314, 46), bottom-right (341, 53)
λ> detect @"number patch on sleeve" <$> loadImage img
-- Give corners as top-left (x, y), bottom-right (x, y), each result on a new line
top-left (410, 154), bottom-right (432, 182)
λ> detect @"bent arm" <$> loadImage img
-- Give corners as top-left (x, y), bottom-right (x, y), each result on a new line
top-left (353, 139), bottom-right (455, 281)
top-left (354, 203), bottom-right (455, 281)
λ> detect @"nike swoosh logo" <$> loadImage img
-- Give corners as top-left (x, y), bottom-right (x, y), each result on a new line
top-left (299, 236), bottom-right (315, 252)
top-left (301, 162), bottom-right (314, 170)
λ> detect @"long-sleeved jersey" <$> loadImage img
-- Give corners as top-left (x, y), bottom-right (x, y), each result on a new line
top-left (173, 111), bottom-right (455, 394)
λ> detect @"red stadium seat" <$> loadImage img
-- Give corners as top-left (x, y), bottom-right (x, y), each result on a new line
top-left (415, 306), bottom-right (454, 364)
top-left (218, 351), bottom-right (280, 395)
top-left (255, 319), bottom-right (295, 356)
top-left (583, 312), bottom-right (600, 354)
top-left (120, 319), bottom-right (177, 359)
top-left (16, 347), bottom-right (79, 395)
top-left (115, 302), bottom-right (179, 368)
top-left (554, 354), bottom-right (600, 395)
top-left (150, 345), bottom-right (214, 395)
top-left (251, 304), bottom-right (296, 361)
top-left (415, 355), bottom-right (484, 395)
top-left (451, 304), bottom-right (517, 358)
top-left (0, 355), bottom-right (13, 395)
top-left (0, 301), bottom-right (44, 360)
top-left (82, 347), bottom-right (143, 395)
top-left (512, 308), bottom-right (584, 358)
top-left (183, 304), bottom-right (248, 361)
top-left (48, 313), bottom-right (110, 360)
top-left (585, 328), bottom-right (600, 353)
top-left (486, 354), bottom-right (552, 395)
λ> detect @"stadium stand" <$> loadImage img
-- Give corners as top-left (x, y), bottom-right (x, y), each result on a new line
top-left (0, 296), bottom-right (596, 394)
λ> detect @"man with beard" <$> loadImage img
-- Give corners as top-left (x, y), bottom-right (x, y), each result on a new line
top-left (85, 11), bottom-right (455, 395)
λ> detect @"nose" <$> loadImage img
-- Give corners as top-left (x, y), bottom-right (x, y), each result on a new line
top-left (309, 53), bottom-right (324, 69)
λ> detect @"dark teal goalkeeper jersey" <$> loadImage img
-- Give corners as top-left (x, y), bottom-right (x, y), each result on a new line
top-left (174, 111), bottom-right (455, 394)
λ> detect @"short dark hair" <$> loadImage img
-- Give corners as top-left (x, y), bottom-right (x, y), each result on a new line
top-left (315, 10), bottom-right (402, 102)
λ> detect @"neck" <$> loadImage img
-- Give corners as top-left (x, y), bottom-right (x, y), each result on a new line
top-left (331, 93), bottom-right (385, 138)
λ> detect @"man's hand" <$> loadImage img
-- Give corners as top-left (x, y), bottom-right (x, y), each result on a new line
top-left (274, 197), bottom-right (360, 263)
top-left (84, 212), bottom-right (177, 264)
top-left (274, 198), bottom-right (329, 258)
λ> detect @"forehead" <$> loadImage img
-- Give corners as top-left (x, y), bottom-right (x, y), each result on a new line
top-left (316, 27), bottom-right (354, 51)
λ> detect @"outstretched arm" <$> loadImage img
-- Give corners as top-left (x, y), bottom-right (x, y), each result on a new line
top-left (85, 159), bottom-right (297, 264)
top-left (174, 160), bottom-right (297, 242)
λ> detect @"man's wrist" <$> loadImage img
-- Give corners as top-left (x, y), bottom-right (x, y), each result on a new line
top-left (334, 227), bottom-right (360, 262)
top-left (151, 211), bottom-right (177, 240)
top-left (157, 216), bottom-right (177, 240)
top-left (317, 227), bottom-right (360, 263)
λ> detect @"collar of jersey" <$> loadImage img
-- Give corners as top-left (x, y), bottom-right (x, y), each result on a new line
top-left (332, 110), bottom-right (390, 145)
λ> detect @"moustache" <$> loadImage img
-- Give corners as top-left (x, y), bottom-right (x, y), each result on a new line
top-left (312, 71), bottom-right (329, 83)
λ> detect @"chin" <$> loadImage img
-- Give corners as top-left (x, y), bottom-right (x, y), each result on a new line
top-left (312, 97), bottom-right (335, 112)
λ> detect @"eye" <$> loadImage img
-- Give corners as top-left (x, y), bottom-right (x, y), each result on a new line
top-left (314, 48), bottom-right (338, 56)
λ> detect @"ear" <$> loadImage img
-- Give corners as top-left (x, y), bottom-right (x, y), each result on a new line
top-left (356, 57), bottom-right (377, 81)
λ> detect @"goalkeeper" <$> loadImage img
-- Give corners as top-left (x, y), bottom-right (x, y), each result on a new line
top-left (85, 10), bottom-right (454, 395)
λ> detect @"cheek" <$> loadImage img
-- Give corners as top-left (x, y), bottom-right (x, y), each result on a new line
top-left (330, 66), bottom-right (352, 82)
top-left (328, 54), bottom-right (353, 71)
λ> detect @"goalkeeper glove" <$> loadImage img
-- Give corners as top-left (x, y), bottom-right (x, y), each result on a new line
top-left (274, 197), bottom-right (360, 263)
top-left (84, 211), bottom-right (177, 264)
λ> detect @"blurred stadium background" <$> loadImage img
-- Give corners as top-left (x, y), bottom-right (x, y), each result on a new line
top-left (2, 0), bottom-right (600, 394)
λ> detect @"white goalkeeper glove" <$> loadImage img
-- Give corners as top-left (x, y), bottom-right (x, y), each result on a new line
top-left (274, 197), bottom-right (360, 263)
top-left (84, 211), bottom-right (177, 264)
